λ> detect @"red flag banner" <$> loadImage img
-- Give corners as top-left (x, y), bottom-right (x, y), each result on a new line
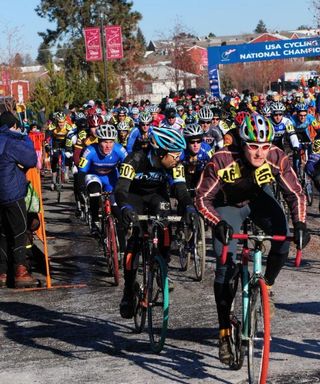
top-left (105, 25), bottom-right (123, 60)
top-left (84, 27), bottom-right (102, 61)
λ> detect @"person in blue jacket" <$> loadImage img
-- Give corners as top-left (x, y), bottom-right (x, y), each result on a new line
top-left (0, 111), bottom-right (37, 288)
top-left (78, 123), bottom-right (127, 238)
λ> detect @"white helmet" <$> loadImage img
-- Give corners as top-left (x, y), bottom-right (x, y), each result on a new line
top-left (198, 107), bottom-right (213, 122)
top-left (96, 124), bottom-right (117, 140)
top-left (184, 124), bottom-right (203, 138)
top-left (117, 121), bottom-right (130, 131)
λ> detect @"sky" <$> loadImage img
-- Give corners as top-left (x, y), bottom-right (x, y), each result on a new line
top-left (0, 0), bottom-right (316, 60)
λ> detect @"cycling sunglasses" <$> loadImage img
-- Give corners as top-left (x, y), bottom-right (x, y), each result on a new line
top-left (189, 139), bottom-right (202, 144)
top-left (245, 142), bottom-right (271, 151)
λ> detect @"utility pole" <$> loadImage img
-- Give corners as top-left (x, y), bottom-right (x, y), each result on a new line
top-left (100, 9), bottom-right (109, 108)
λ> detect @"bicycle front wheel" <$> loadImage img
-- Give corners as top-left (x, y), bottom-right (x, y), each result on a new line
top-left (247, 278), bottom-right (270, 384)
top-left (147, 253), bottom-right (169, 353)
top-left (305, 178), bottom-right (313, 206)
top-left (56, 166), bottom-right (62, 203)
top-left (106, 216), bottom-right (120, 286)
top-left (193, 217), bottom-right (206, 281)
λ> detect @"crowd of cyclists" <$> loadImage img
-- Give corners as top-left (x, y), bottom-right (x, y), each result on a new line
top-left (19, 83), bottom-right (320, 365)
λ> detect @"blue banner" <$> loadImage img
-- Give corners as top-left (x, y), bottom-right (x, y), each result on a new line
top-left (208, 65), bottom-right (221, 97)
top-left (208, 36), bottom-right (320, 66)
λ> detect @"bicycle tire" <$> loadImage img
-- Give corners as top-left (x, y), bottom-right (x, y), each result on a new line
top-left (133, 281), bottom-right (147, 333)
top-left (194, 217), bottom-right (206, 281)
top-left (106, 216), bottom-right (120, 286)
top-left (147, 253), bottom-right (169, 353)
top-left (305, 178), bottom-right (313, 206)
top-left (56, 166), bottom-right (62, 203)
top-left (178, 228), bottom-right (191, 271)
top-left (247, 278), bottom-right (270, 384)
top-left (229, 265), bottom-right (246, 370)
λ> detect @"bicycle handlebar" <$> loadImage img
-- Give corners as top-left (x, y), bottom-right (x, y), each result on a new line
top-left (137, 214), bottom-right (182, 222)
top-left (221, 233), bottom-right (302, 267)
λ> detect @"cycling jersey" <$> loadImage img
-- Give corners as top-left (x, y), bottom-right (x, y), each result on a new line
top-left (159, 117), bottom-right (185, 133)
top-left (180, 142), bottom-right (213, 188)
top-left (47, 122), bottom-right (74, 149)
top-left (115, 150), bottom-right (192, 209)
top-left (291, 113), bottom-right (318, 142)
top-left (270, 116), bottom-right (299, 149)
top-left (78, 143), bottom-right (127, 192)
top-left (202, 125), bottom-right (224, 148)
top-left (126, 127), bottom-right (153, 153)
top-left (195, 144), bottom-right (306, 225)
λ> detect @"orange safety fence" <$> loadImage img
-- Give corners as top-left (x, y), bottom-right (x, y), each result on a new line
top-left (26, 167), bottom-right (52, 288)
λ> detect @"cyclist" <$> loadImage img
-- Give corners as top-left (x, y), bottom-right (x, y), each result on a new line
top-left (181, 123), bottom-right (213, 191)
top-left (117, 121), bottom-right (131, 149)
top-left (305, 135), bottom-right (320, 211)
top-left (198, 107), bottom-right (224, 149)
top-left (115, 126), bottom-right (198, 319)
top-left (46, 112), bottom-right (74, 191)
top-left (195, 113), bottom-right (310, 365)
top-left (160, 107), bottom-right (185, 133)
top-left (78, 124), bottom-right (127, 237)
top-left (126, 111), bottom-right (153, 153)
top-left (269, 101), bottom-right (300, 151)
top-left (149, 104), bottom-right (164, 127)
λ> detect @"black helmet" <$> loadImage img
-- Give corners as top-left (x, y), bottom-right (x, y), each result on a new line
top-left (165, 107), bottom-right (176, 119)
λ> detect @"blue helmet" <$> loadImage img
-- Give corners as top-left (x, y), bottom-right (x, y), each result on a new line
top-left (150, 126), bottom-right (186, 152)
top-left (295, 103), bottom-right (308, 112)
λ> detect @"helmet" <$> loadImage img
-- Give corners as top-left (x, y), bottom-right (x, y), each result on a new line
top-left (210, 107), bottom-right (222, 118)
top-left (139, 111), bottom-right (152, 124)
top-left (234, 111), bottom-right (250, 127)
top-left (252, 96), bottom-right (259, 102)
top-left (240, 113), bottom-right (274, 143)
top-left (149, 104), bottom-right (159, 113)
top-left (165, 107), bottom-right (177, 119)
top-left (184, 124), bottom-right (203, 139)
top-left (176, 105), bottom-right (185, 112)
top-left (75, 112), bottom-right (86, 120)
top-left (118, 106), bottom-right (128, 115)
top-left (165, 101), bottom-right (177, 109)
top-left (96, 124), bottom-right (117, 140)
top-left (150, 126), bottom-right (186, 152)
top-left (185, 115), bottom-right (197, 124)
top-left (131, 107), bottom-right (139, 115)
top-left (296, 103), bottom-right (308, 112)
top-left (270, 102), bottom-right (286, 114)
top-left (54, 112), bottom-right (66, 122)
top-left (261, 105), bottom-right (271, 117)
top-left (198, 107), bottom-right (213, 122)
top-left (88, 114), bottom-right (104, 128)
top-left (117, 121), bottom-right (130, 131)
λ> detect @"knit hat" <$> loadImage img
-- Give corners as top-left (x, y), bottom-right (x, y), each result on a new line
top-left (0, 111), bottom-right (20, 128)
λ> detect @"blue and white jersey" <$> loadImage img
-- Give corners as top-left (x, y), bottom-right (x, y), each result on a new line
top-left (291, 114), bottom-right (316, 142)
top-left (78, 143), bottom-right (127, 192)
top-left (271, 116), bottom-right (299, 149)
top-left (126, 126), bottom-right (153, 153)
top-left (305, 152), bottom-right (320, 177)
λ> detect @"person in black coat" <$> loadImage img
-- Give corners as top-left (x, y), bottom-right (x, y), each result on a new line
top-left (0, 111), bottom-right (38, 288)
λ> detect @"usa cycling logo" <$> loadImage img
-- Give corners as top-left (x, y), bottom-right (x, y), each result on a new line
top-left (221, 49), bottom-right (236, 61)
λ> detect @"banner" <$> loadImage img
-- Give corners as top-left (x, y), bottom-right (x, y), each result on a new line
top-left (208, 65), bottom-right (221, 97)
top-left (84, 27), bottom-right (102, 61)
top-left (208, 36), bottom-right (320, 66)
top-left (105, 25), bottom-right (123, 60)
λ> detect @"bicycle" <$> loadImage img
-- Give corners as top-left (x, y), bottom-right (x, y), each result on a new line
top-left (53, 147), bottom-right (65, 203)
top-left (176, 215), bottom-right (206, 281)
top-left (132, 214), bottom-right (181, 353)
top-left (220, 225), bottom-right (302, 384)
top-left (98, 192), bottom-right (120, 286)
top-left (296, 142), bottom-right (314, 206)
top-left (271, 182), bottom-right (290, 223)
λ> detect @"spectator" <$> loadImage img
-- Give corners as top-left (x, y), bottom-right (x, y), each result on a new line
top-left (0, 111), bottom-right (38, 288)
top-left (37, 106), bottom-right (47, 130)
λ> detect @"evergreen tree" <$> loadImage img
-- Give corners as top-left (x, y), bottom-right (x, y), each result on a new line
top-left (254, 19), bottom-right (268, 34)
top-left (37, 41), bottom-right (53, 65)
top-left (35, 0), bottom-right (144, 101)
top-left (137, 27), bottom-right (146, 49)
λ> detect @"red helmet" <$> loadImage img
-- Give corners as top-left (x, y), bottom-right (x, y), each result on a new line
top-left (88, 114), bottom-right (104, 128)
top-left (234, 111), bottom-right (249, 127)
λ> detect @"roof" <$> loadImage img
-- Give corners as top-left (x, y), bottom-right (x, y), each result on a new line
top-left (138, 64), bottom-right (197, 81)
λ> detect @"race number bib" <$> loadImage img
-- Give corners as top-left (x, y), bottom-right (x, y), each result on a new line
top-left (78, 157), bottom-right (88, 168)
top-left (172, 164), bottom-right (186, 181)
top-left (217, 161), bottom-right (241, 183)
top-left (254, 163), bottom-right (274, 186)
top-left (119, 163), bottom-right (136, 180)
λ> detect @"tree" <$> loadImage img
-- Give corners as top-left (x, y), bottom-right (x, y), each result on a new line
top-left (35, 0), bottom-right (144, 103)
top-left (30, 63), bottom-right (74, 117)
top-left (23, 54), bottom-right (34, 66)
top-left (36, 41), bottom-right (53, 65)
top-left (297, 25), bottom-right (310, 30)
top-left (207, 32), bottom-right (216, 38)
top-left (254, 19), bottom-right (267, 34)
top-left (137, 27), bottom-right (146, 49)
top-left (13, 53), bottom-right (24, 67)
